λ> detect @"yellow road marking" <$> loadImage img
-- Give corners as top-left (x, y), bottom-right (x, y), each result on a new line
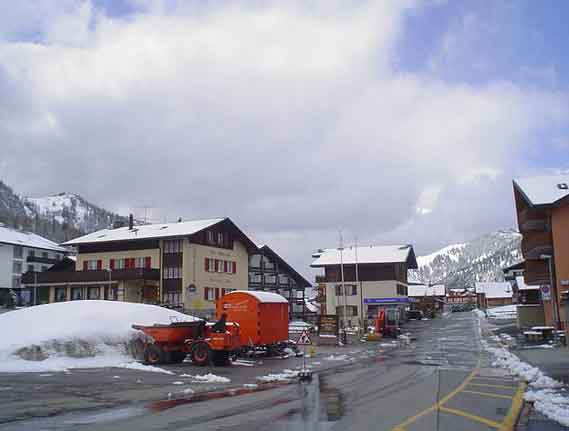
top-left (461, 390), bottom-right (514, 399)
top-left (499, 383), bottom-right (527, 431)
top-left (389, 358), bottom-right (481, 430)
top-left (439, 406), bottom-right (501, 429)
top-left (468, 382), bottom-right (518, 389)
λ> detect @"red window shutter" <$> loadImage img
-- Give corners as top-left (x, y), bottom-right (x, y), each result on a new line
top-left (205, 258), bottom-right (209, 272)
top-left (130, 258), bottom-right (135, 269)
top-left (215, 288), bottom-right (220, 300)
top-left (110, 259), bottom-right (115, 270)
top-left (232, 262), bottom-right (236, 274)
top-left (83, 261), bottom-right (88, 271)
top-left (145, 256), bottom-right (151, 269)
top-left (204, 287), bottom-right (209, 300)
top-left (97, 260), bottom-right (102, 270)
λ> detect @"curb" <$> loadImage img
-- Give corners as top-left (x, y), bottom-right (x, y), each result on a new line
top-left (515, 401), bottom-right (532, 431)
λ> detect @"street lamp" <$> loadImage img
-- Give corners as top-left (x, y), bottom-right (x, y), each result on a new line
top-left (540, 254), bottom-right (560, 343)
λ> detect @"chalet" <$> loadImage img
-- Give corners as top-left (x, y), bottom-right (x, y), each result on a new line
top-left (22, 217), bottom-right (257, 318)
top-left (475, 282), bottom-right (513, 308)
top-left (407, 283), bottom-right (446, 317)
top-left (0, 225), bottom-right (69, 306)
top-left (248, 244), bottom-right (312, 320)
top-left (310, 244), bottom-right (418, 328)
top-left (513, 174), bottom-right (569, 329)
top-left (447, 288), bottom-right (477, 305)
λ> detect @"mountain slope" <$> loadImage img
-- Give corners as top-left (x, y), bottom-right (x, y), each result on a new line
top-left (0, 181), bottom-right (124, 243)
top-left (411, 230), bottom-right (522, 288)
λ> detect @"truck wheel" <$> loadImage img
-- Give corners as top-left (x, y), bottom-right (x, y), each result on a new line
top-left (144, 344), bottom-right (165, 365)
top-left (170, 351), bottom-right (187, 363)
top-left (191, 342), bottom-right (211, 366)
top-left (212, 351), bottom-right (230, 366)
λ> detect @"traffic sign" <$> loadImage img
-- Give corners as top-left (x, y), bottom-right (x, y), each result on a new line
top-left (297, 330), bottom-right (312, 345)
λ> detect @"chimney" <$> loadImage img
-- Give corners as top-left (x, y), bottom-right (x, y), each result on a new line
top-left (129, 214), bottom-right (134, 230)
top-left (178, 217), bottom-right (183, 223)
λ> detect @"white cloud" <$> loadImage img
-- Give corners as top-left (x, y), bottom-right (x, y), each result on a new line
top-left (1, 0), bottom-right (568, 274)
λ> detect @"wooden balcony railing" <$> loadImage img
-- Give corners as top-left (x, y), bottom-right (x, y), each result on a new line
top-left (522, 231), bottom-right (553, 259)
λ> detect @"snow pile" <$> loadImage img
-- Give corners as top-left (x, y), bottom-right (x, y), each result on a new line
top-left (257, 369), bottom-right (299, 382)
top-left (180, 373), bottom-right (230, 383)
top-left (482, 339), bottom-right (569, 426)
top-left (324, 354), bottom-right (348, 361)
top-left (0, 301), bottom-right (198, 373)
top-left (473, 309), bottom-right (486, 319)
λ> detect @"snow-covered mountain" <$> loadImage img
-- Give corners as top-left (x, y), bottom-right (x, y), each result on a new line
top-left (23, 192), bottom-right (121, 233)
top-left (411, 230), bottom-right (522, 289)
top-left (0, 181), bottom-right (124, 243)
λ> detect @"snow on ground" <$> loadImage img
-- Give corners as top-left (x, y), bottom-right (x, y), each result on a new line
top-left (257, 369), bottom-right (299, 382)
top-left (179, 373), bottom-right (230, 383)
top-left (0, 301), bottom-right (198, 373)
top-left (475, 304), bottom-right (517, 320)
top-left (324, 354), bottom-right (348, 361)
top-left (482, 337), bottom-right (569, 427)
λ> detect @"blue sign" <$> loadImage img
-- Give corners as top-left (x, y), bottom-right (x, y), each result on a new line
top-left (364, 297), bottom-right (416, 304)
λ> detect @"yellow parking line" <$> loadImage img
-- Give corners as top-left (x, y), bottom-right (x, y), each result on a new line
top-left (439, 406), bottom-right (501, 429)
top-left (500, 383), bottom-right (527, 431)
top-left (461, 390), bottom-right (513, 399)
top-left (389, 358), bottom-right (481, 430)
top-left (469, 382), bottom-right (518, 389)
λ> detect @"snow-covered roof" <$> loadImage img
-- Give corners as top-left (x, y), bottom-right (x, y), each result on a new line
top-left (514, 174), bottom-right (569, 207)
top-left (63, 218), bottom-right (224, 245)
top-left (475, 282), bottom-right (513, 298)
top-left (311, 245), bottom-right (417, 268)
top-left (230, 290), bottom-right (289, 303)
top-left (304, 299), bottom-right (320, 313)
top-left (515, 276), bottom-right (537, 291)
top-left (0, 225), bottom-right (68, 252)
top-left (408, 284), bottom-right (446, 297)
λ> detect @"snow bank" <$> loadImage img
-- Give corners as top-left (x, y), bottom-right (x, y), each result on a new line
top-left (486, 304), bottom-right (517, 320)
top-left (482, 339), bottom-right (569, 427)
top-left (0, 301), bottom-right (198, 373)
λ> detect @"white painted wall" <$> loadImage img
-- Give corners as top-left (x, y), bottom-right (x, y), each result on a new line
top-left (0, 244), bottom-right (12, 289)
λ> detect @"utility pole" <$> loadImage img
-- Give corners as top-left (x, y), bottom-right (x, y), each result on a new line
top-left (339, 230), bottom-right (347, 329)
top-left (355, 236), bottom-right (362, 329)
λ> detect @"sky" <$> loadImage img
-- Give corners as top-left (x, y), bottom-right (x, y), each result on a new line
top-left (1, 0), bottom-right (569, 276)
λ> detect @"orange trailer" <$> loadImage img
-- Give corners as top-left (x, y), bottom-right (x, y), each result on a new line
top-left (216, 290), bottom-right (289, 347)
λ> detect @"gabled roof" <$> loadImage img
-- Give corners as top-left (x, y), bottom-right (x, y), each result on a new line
top-left (257, 244), bottom-right (311, 288)
top-left (408, 284), bottom-right (445, 297)
top-left (63, 218), bottom-right (224, 245)
top-left (513, 174), bottom-right (569, 208)
top-left (475, 282), bottom-right (513, 299)
top-left (0, 225), bottom-right (68, 252)
top-left (310, 245), bottom-right (417, 269)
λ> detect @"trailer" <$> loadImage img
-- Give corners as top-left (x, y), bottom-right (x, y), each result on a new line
top-left (132, 317), bottom-right (241, 366)
top-left (216, 290), bottom-right (290, 355)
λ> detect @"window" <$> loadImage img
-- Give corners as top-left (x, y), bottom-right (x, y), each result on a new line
top-left (204, 287), bottom-right (217, 301)
top-left (29, 250), bottom-right (35, 258)
top-left (206, 231), bottom-right (215, 245)
top-left (336, 305), bottom-right (358, 317)
top-left (83, 260), bottom-right (102, 271)
top-left (41, 266), bottom-right (48, 272)
top-left (27, 264), bottom-right (34, 272)
top-left (205, 258), bottom-right (235, 274)
top-left (71, 287), bottom-right (83, 300)
top-left (88, 286), bottom-right (100, 300)
top-left (217, 232), bottom-right (224, 246)
top-left (135, 257), bottom-right (145, 268)
top-left (262, 256), bottom-right (274, 270)
top-left (265, 274), bottom-right (277, 285)
top-left (107, 287), bottom-right (118, 301)
top-left (55, 287), bottom-right (67, 302)
top-left (13, 262), bottom-right (22, 274)
top-left (396, 284), bottom-right (408, 296)
top-left (335, 284), bottom-right (357, 296)
top-left (164, 239), bottom-right (182, 253)
top-left (12, 276), bottom-right (21, 289)
top-left (163, 292), bottom-right (181, 305)
top-left (249, 255), bottom-right (261, 268)
top-left (13, 246), bottom-right (23, 259)
top-left (278, 274), bottom-right (289, 286)
top-left (249, 272), bottom-right (262, 284)
top-left (163, 267), bottom-right (182, 279)
top-left (42, 251), bottom-right (48, 259)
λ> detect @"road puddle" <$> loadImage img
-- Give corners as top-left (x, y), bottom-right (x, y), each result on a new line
top-left (272, 374), bottom-right (345, 430)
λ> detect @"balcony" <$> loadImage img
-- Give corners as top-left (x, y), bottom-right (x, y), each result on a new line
top-left (21, 268), bottom-right (160, 285)
top-left (27, 255), bottom-right (59, 265)
top-left (518, 208), bottom-right (547, 226)
top-left (520, 219), bottom-right (549, 233)
top-left (522, 231), bottom-right (553, 259)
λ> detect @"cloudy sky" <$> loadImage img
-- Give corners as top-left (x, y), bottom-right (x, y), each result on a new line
top-left (1, 0), bottom-right (568, 274)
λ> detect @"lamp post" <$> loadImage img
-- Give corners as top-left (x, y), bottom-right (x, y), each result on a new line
top-left (541, 254), bottom-right (560, 343)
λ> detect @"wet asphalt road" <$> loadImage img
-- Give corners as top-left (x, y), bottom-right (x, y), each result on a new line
top-left (0, 313), bottom-right (526, 431)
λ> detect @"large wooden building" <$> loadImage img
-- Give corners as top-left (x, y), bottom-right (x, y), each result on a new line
top-left (311, 244), bottom-right (418, 328)
top-left (513, 174), bottom-right (569, 329)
